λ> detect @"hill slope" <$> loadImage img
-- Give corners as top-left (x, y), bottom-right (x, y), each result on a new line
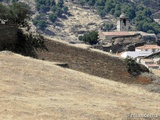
top-left (0, 51), bottom-right (160, 119)
top-left (18, 0), bottom-right (160, 41)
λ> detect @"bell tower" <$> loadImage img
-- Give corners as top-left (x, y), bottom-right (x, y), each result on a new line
top-left (117, 13), bottom-right (129, 31)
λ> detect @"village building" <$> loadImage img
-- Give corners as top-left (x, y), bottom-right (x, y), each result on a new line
top-left (119, 51), bottom-right (153, 59)
top-left (97, 13), bottom-right (160, 69)
top-left (117, 13), bottom-right (129, 31)
top-left (99, 13), bottom-right (157, 43)
top-left (139, 59), bottom-right (159, 69)
top-left (99, 31), bottom-right (138, 42)
top-left (135, 45), bottom-right (160, 53)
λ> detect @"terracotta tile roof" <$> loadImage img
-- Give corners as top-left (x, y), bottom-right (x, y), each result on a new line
top-left (136, 45), bottom-right (160, 49)
top-left (141, 59), bottom-right (154, 62)
top-left (147, 64), bottom-right (159, 67)
top-left (101, 31), bottom-right (137, 36)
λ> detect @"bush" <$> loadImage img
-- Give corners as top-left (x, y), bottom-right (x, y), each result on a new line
top-left (0, 2), bottom-right (30, 26)
top-left (49, 13), bottom-right (57, 23)
top-left (15, 29), bottom-right (47, 57)
top-left (124, 57), bottom-right (149, 76)
top-left (79, 31), bottom-right (99, 45)
top-left (63, 6), bottom-right (68, 13)
top-left (37, 20), bottom-right (47, 30)
top-left (101, 23), bottom-right (114, 31)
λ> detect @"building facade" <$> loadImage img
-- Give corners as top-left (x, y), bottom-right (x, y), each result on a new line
top-left (135, 45), bottom-right (160, 53)
top-left (120, 51), bottom-right (153, 59)
top-left (117, 13), bottom-right (129, 31)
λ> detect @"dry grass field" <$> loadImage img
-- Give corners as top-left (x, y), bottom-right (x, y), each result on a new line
top-left (0, 51), bottom-right (160, 120)
top-left (151, 69), bottom-right (160, 77)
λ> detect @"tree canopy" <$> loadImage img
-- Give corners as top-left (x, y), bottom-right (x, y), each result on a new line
top-left (34, 0), bottom-right (68, 29)
top-left (79, 31), bottom-right (99, 45)
top-left (0, 2), bottom-right (30, 26)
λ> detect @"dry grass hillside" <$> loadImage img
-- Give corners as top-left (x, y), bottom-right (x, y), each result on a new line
top-left (35, 37), bottom-right (160, 87)
top-left (0, 51), bottom-right (160, 120)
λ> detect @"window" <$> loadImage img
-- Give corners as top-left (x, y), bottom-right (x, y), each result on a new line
top-left (152, 49), bottom-right (155, 52)
top-left (123, 19), bottom-right (126, 26)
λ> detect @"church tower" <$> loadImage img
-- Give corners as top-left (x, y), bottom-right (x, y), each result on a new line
top-left (117, 13), bottom-right (129, 31)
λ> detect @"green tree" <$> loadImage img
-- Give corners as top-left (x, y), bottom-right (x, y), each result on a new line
top-left (98, 10), bottom-right (106, 18)
top-left (88, 0), bottom-right (95, 6)
top-left (51, 5), bottom-right (57, 12)
top-left (101, 23), bottom-right (114, 31)
top-left (32, 14), bottom-right (44, 26)
top-left (157, 33), bottom-right (160, 39)
top-left (0, 3), bottom-right (10, 19)
top-left (57, 0), bottom-right (64, 8)
top-left (63, 6), bottom-right (68, 13)
top-left (95, 0), bottom-right (105, 6)
top-left (8, 2), bottom-right (30, 26)
top-left (55, 7), bottom-right (63, 17)
top-left (80, 0), bottom-right (85, 7)
top-left (80, 31), bottom-right (99, 45)
top-left (147, 30), bottom-right (154, 33)
top-left (49, 13), bottom-right (57, 22)
top-left (38, 20), bottom-right (47, 30)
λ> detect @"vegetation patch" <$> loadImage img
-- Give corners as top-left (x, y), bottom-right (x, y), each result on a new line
top-left (124, 57), bottom-right (149, 76)
top-left (14, 29), bottom-right (47, 57)
top-left (78, 31), bottom-right (99, 45)
top-left (0, 2), bottom-right (47, 57)
top-left (33, 0), bottom-right (69, 30)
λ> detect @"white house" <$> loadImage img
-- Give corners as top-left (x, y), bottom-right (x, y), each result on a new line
top-left (139, 59), bottom-right (159, 69)
top-left (120, 51), bottom-right (153, 59)
top-left (135, 45), bottom-right (160, 53)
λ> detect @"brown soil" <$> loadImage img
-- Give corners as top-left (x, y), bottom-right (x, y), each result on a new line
top-left (136, 76), bottom-right (152, 84)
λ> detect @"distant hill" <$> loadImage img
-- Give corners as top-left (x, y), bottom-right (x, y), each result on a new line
top-left (2, 0), bottom-right (160, 41)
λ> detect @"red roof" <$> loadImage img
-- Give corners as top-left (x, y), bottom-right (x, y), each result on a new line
top-left (141, 59), bottom-right (154, 62)
top-left (136, 45), bottom-right (160, 49)
top-left (147, 64), bottom-right (159, 67)
top-left (101, 31), bottom-right (136, 36)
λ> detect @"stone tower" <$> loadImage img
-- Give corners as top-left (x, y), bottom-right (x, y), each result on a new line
top-left (117, 13), bottom-right (129, 31)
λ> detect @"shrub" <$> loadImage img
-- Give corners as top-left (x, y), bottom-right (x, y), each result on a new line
top-left (15, 29), bottom-right (47, 57)
top-left (37, 20), bottom-right (47, 30)
top-left (79, 31), bottom-right (99, 45)
top-left (49, 13), bottom-right (57, 23)
top-left (124, 57), bottom-right (149, 76)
